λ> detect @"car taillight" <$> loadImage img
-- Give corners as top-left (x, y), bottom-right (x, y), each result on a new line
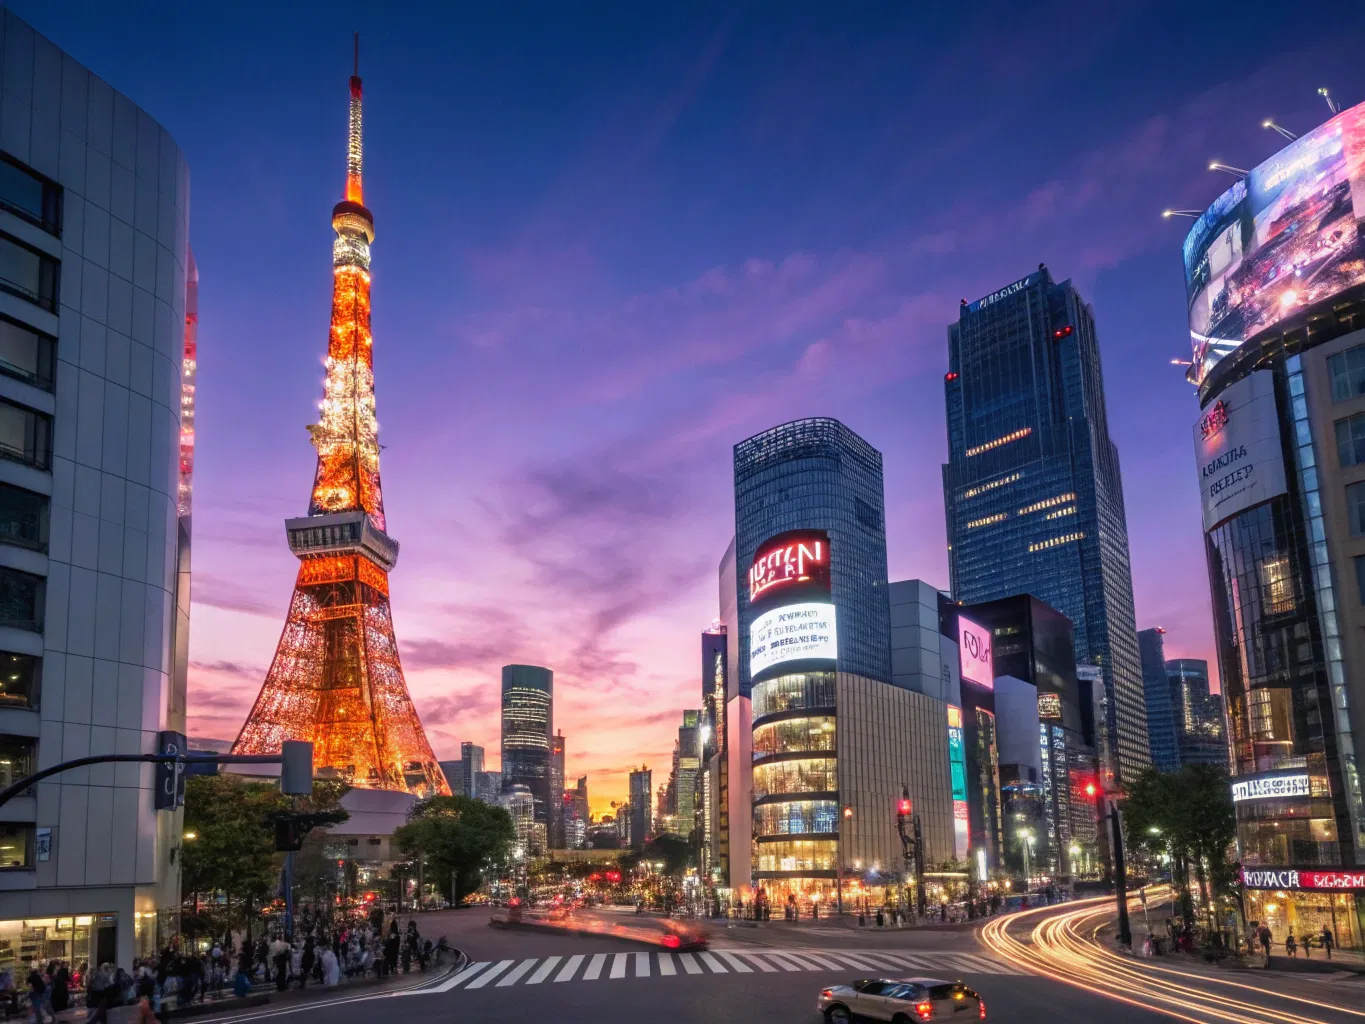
top-left (979, 1000), bottom-right (987, 1019)
top-left (820, 990), bottom-right (833, 998)
top-left (662, 933), bottom-right (681, 949)
top-left (916, 1003), bottom-right (933, 1020)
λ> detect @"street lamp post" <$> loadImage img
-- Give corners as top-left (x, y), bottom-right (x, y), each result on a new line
top-left (1097, 790), bottom-right (1132, 948)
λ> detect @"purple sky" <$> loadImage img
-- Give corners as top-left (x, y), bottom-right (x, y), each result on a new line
top-left (17, 1), bottom-right (1365, 809)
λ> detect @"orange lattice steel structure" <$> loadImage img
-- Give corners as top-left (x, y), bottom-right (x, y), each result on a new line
top-left (232, 43), bottom-right (448, 797)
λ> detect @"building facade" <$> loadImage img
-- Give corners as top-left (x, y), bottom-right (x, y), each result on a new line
top-left (459, 741), bottom-right (484, 799)
top-left (1138, 628), bottom-right (1181, 773)
top-left (1166, 659), bottom-right (1226, 768)
top-left (501, 665), bottom-right (553, 834)
top-left (550, 730), bottom-right (565, 849)
top-left (0, 12), bottom-right (194, 970)
top-left (943, 267), bottom-right (1149, 785)
top-left (1183, 98), bottom-right (1365, 947)
top-left (628, 767), bottom-right (652, 850)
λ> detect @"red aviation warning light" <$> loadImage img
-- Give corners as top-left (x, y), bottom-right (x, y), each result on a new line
top-left (897, 798), bottom-right (913, 816)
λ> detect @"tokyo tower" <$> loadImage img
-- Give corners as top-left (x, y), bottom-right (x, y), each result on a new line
top-left (232, 40), bottom-right (449, 797)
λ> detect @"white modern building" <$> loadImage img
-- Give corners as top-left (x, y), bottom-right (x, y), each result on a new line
top-left (0, 11), bottom-right (192, 969)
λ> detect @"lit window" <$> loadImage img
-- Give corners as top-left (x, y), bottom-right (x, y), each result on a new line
top-left (1018, 493), bottom-right (1076, 516)
top-left (964, 427), bottom-right (1032, 458)
top-left (965, 513), bottom-right (1007, 529)
top-left (961, 473), bottom-right (1021, 500)
top-left (1028, 531), bottom-right (1085, 553)
top-left (1044, 506), bottom-right (1076, 520)
top-left (1260, 557), bottom-right (1295, 615)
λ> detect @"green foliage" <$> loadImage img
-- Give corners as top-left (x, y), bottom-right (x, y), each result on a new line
top-left (621, 833), bottom-right (694, 876)
top-left (392, 795), bottom-right (515, 904)
top-left (1122, 764), bottom-right (1237, 924)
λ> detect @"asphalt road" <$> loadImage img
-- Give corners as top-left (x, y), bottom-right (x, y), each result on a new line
top-left (183, 907), bottom-right (1172, 1024)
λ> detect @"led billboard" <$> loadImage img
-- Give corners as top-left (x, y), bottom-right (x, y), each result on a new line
top-left (748, 530), bottom-right (831, 607)
top-left (1192, 369), bottom-right (1288, 531)
top-left (958, 615), bottom-right (993, 689)
top-left (1184, 101), bottom-right (1365, 382)
top-left (749, 602), bottom-right (837, 679)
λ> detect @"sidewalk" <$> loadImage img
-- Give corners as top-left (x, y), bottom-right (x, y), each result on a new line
top-left (44, 958), bottom-right (460, 1024)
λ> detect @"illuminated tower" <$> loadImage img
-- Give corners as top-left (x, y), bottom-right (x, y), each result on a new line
top-left (232, 41), bottom-right (448, 796)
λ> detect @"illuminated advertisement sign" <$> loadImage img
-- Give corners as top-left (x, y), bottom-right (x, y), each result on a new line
top-left (1241, 868), bottom-right (1365, 891)
top-left (748, 530), bottom-right (831, 607)
top-left (1230, 772), bottom-right (1311, 802)
top-left (1037, 692), bottom-right (1062, 720)
top-left (749, 602), bottom-right (837, 678)
top-left (1184, 101), bottom-right (1365, 382)
top-left (947, 705), bottom-right (969, 859)
top-left (1192, 370), bottom-right (1287, 532)
top-left (958, 615), bottom-right (993, 689)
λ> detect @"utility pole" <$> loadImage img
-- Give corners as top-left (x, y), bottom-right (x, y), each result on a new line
top-left (896, 786), bottom-right (926, 919)
top-left (1099, 790), bottom-right (1132, 948)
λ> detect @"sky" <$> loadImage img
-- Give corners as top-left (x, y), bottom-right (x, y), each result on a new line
top-left (15, 1), bottom-right (1365, 812)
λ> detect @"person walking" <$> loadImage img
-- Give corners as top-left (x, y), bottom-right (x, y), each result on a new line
top-left (26, 964), bottom-right (49, 1024)
top-left (1257, 923), bottom-right (1273, 963)
top-left (134, 976), bottom-right (159, 1024)
top-left (299, 936), bottom-right (315, 990)
top-left (270, 935), bottom-right (289, 993)
top-left (49, 963), bottom-right (68, 1015)
top-left (1286, 932), bottom-right (1298, 957)
top-left (1322, 925), bottom-right (1335, 960)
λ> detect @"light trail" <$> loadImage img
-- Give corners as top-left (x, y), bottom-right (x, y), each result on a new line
top-left (979, 889), bottom-right (1360, 1023)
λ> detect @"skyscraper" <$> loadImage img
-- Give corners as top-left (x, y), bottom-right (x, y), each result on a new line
top-left (1137, 628), bottom-right (1181, 773)
top-left (550, 730), bottom-right (566, 848)
top-left (233, 44), bottom-right (447, 796)
top-left (501, 665), bottom-right (553, 832)
top-left (699, 622), bottom-right (729, 884)
top-left (943, 267), bottom-right (1149, 784)
top-left (676, 711), bottom-right (701, 835)
top-left (460, 742), bottom-right (485, 799)
top-left (629, 767), bottom-right (653, 850)
top-left (1166, 659), bottom-right (1227, 769)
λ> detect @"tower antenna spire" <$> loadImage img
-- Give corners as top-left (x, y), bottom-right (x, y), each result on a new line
top-left (354, 31), bottom-right (359, 78)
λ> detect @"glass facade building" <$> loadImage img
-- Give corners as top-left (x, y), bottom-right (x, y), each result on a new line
top-left (1165, 659), bottom-right (1226, 768)
top-left (501, 665), bottom-right (553, 832)
top-left (1138, 628), bottom-right (1182, 773)
top-left (943, 267), bottom-right (1150, 784)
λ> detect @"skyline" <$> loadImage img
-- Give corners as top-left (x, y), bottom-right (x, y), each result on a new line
top-left (16, 1), bottom-right (1365, 810)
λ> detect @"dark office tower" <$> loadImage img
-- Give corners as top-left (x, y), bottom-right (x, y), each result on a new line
top-left (944, 267), bottom-right (1149, 784)
top-left (629, 766), bottom-right (653, 850)
top-left (1166, 660), bottom-right (1227, 769)
top-left (735, 418), bottom-right (892, 692)
top-left (501, 665), bottom-right (554, 832)
top-left (1138, 629), bottom-right (1181, 774)
top-left (550, 730), bottom-right (566, 848)
top-left (460, 742), bottom-right (485, 799)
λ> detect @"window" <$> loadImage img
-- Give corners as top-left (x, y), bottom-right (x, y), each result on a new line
top-left (0, 483), bottom-right (46, 552)
top-left (0, 399), bottom-right (50, 470)
top-left (0, 568), bottom-right (43, 631)
top-left (1349, 482), bottom-right (1365, 536)
top-left (0, 824), bottom-right (31, 869)
top-left (1336, 413), bottom-right (1365, 467)
top-left (855, 496), bottom-right (882, 530)
top-left (367, 837), bottom-right (381, 847)
top-left (1329, 345), bottom-right (1365, 402)
top-left (1356, 555), bottom-right (1365, 604)
top-left (0, 653), bottom-right (37, 708)
top-left (1260, 557), bottom-right (1295, 614)
top-left (0, 157), bottom-right (59, 235)
top-left (0, 736), bottom-right (35, 789)
top-left (0, 236), bottom-right (56, 311)
top-left (0, 318), bottom-right (53, 391)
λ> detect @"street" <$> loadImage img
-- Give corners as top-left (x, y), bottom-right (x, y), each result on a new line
top-left (176, 905), bottom-right (1177, 1024)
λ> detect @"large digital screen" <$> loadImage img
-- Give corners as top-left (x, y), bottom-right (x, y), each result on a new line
top-left (958, 615), bottom-right (993, 689)
top-left (749, 602), bottom-right (837, 678)
top-left (749, 530), bottom-right (831, 607)
top-left (1184, 101), bottom-right (1365, 382)
top-left (1192, 370), bottom-right (1287, 531)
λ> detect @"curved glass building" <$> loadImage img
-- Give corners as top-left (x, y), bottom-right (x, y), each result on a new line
top-left (1185, 99), bottom-right (1365, 947)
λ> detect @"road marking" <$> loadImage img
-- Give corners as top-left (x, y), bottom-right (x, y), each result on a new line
top-left (827, 952), bottom-right (880, 969)
top-left (715, 951), bottom-right (752, 973)
top-left (609, 953), bottom-right (629, 979)
top-left (763, 952), bottom-right (807, 971)
top-left (526, 956), bottom-right (561, 984)
top-left (496, 959), bottom-right (538, 986)
top-left (677, 952), bottom-right (703, 974)
top-left (698, 952), bottom-right (727, 973)
top-left (778, 952), bottom-right (827, 969)
top-left (554, 955), bottom-right (584, 982)
top-left (736, 952), bottom-right (778, 972)
top-left (792, 951), bottom-right (844, 969)
top-left (855, 952), bottom-right (907, 969)
top-left (582, 953), bottom-right (608, 981)
top-left (465, 960), bottom-right (514, 989)
top-left (657, 953), bottom-right (676, 976)
top-left (430, 960), bottom-right (490, 992)
top-left (634, 952), bottom-right (651, 977)
top-left (959, 953), bottom-right (1010, 973)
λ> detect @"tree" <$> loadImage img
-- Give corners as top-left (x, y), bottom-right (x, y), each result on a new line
top-left (393, 795), bottom-right (515, 905)
top-left (1122, 764), bottom-right (1236, 930)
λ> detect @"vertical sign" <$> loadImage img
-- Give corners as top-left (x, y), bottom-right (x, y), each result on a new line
top-left (155, 731), bottom-right (187, 810)
top-left (947, 705), bottom-right (970, 859)
top-left (35, 828), bottom-right (51, 862)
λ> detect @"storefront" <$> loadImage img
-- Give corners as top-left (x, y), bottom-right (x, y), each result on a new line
top-left (0, 913), bottom-right (118, 972)
top-left (1241, 869), bottom-right (1365, 951)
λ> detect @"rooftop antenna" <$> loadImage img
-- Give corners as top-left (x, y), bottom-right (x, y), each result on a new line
top-left (1208, 161), bottom-right (1248, 177)
top-left (1162, 209), bottom-right (1201, 219)
top-left (354, 32), bottom-right (360, 77)
top-left (1319, 87), bottom-right (1340, 115)
top-left (1262, 119), bottom-right (1297, 141)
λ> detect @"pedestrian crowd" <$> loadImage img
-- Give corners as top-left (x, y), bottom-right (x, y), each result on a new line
top-left (1252, 921), bottom-right (1335, 962)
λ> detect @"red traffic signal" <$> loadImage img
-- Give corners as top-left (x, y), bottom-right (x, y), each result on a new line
top-left (1082, 780), bottom-right (1098, 798)
top-left (897, 798), bottom-right (913, 816)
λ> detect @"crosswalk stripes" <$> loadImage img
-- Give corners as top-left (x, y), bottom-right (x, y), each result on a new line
top-left (419, 947), bottom-right (1027, 995)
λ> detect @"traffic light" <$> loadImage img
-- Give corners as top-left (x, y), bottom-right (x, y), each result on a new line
top-left (275, 817), bottom-right (302, 851)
